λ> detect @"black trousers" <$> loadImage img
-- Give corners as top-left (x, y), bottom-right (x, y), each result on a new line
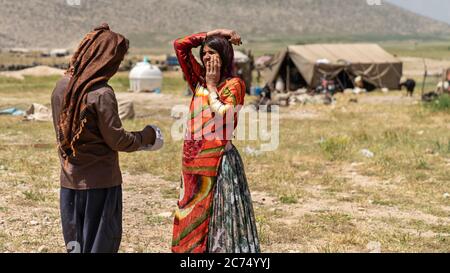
top-left (60, 185), bottom-right (122, 253)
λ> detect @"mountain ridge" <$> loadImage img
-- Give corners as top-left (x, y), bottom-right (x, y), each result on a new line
top-left (1, 0), bottom-right (449, 49)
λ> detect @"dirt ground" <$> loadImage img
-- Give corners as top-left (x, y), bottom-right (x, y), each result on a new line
top-left (0, 66), bottom-right (65, 80)
top-left (401, 57), bottom-right (450, 77)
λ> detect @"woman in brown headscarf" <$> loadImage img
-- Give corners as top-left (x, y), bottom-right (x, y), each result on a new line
top-left (51, 24), bottom-right (163, 253)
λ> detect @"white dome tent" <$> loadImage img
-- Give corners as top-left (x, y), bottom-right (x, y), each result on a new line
top-left (129, 57), bottom-right (163, 93)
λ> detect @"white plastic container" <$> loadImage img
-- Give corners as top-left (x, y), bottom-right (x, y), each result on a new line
top-left (275, 76), bottom-right (285, 91)
top-left (129, 57), bottom-right (163, 92)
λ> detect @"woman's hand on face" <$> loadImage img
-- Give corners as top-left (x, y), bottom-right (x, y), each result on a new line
top-left (206, 55), bottom-right (221, 89)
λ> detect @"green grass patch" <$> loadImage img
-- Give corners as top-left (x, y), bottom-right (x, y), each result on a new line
top-left (319, 135), bottom-right (352, 161)
top-left (22, 190), bottom-right (46, 202)
top-left (424, 94), bottom-right (450, 113)
top-left (279, 194), bottom-right (298, 204)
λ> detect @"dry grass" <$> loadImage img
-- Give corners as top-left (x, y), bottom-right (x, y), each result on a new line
top-left (0, 72), bottom-right (449, 253)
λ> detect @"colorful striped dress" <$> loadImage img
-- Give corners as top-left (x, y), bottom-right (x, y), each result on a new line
top-left (171, 33), bottom-right (260, 253)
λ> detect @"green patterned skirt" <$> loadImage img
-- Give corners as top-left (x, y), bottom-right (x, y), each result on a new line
top-left (207, 145), bottom-right (261, 253)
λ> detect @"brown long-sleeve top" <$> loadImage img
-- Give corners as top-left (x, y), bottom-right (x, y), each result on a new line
top-left (51, 75), bottom-right (153, 190)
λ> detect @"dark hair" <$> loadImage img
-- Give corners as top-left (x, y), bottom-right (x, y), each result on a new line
top-left (200, 35), bottom-right (235, 81)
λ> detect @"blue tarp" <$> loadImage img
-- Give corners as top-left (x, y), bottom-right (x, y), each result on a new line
top-left (0, 108), bottom-right (25, 116)
top-left (166, 56), bottom-right (179, 66)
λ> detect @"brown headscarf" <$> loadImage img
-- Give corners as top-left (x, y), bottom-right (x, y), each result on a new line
top-left (58, 23), bottom-right (129, 158)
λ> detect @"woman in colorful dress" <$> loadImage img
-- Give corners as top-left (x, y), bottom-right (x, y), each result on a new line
top-left (171, 29), bottom-right (260, 253)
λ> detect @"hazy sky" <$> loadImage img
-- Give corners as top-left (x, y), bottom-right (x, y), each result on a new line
top-left (386, 0), bottom-right (450, 24)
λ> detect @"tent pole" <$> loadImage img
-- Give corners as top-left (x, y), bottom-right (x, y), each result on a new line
top-left (421, 58), bottom-right (427, 96)
top-left (286, 62), bottom-right (290, 92)
top-left (335, 72), bottom-right (345, 91)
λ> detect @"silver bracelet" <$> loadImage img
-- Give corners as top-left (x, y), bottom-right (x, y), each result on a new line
top-left (138, 125), bottom-right (164, 151)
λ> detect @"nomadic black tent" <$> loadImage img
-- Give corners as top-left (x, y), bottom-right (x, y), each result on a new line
top-left (263, 43), bottom-right (403, 91)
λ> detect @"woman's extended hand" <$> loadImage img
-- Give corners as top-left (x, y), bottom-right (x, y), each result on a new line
top-left (207, 29), bottom-right (242, 45)
top-left (206, 55), bottom-right (221, 89)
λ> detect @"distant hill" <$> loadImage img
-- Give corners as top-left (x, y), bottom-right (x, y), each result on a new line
top-left (1, 0), bottom-right (450, 49)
